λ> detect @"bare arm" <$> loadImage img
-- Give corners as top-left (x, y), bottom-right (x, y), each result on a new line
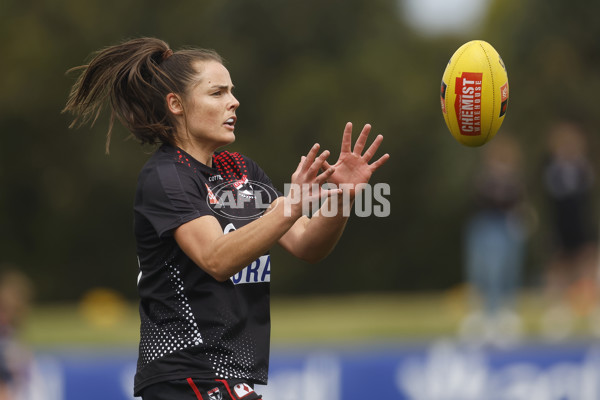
top-left (174, 197), bottom-right (297, 281)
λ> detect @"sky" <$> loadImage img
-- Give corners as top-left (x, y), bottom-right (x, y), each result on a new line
top-left (400, 0), bottom-right (492, 36)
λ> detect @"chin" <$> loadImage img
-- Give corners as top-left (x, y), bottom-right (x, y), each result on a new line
top-left (218, 133), bottom-right (236, 148)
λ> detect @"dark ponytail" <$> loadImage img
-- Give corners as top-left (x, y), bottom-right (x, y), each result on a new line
top-left (63, 37), bottom-right (222, 153)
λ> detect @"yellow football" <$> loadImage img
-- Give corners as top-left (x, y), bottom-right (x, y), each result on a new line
top-left (440, 40), bottom-right (509, 147)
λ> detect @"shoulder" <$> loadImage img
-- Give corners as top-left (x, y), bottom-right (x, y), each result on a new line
top-left (141, 145), bottom-right (197, 175)
top-left (137, 146), bottom-right (200, 192)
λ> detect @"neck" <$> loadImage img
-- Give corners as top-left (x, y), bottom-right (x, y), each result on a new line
top-left (175, 141), bottom-right (215, 167)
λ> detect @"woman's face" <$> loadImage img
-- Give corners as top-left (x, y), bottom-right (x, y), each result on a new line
top-left (177, 60), bottom-right (239, 151)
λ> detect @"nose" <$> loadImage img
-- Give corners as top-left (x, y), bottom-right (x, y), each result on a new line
top-left (229, 93), bottom-right (240, 110)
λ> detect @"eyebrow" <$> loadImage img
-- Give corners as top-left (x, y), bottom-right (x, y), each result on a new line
top-left (208, 84), bottom-right (234, 90)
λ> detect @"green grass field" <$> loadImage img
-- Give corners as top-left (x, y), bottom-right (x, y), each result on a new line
top-left (19, 291), bottom-right (599, 349)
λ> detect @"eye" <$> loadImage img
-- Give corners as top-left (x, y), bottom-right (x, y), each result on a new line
top-left (211, 90), bottom-right (222, 96)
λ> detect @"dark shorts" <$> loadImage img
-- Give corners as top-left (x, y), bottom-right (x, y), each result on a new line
top-left (141, 378), bottom-right (262, 400)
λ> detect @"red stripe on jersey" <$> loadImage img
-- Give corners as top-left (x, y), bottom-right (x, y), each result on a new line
top-left (187, 378), bottom-right (204, 400)
top-left (215, 379), bottom-right (236, 399)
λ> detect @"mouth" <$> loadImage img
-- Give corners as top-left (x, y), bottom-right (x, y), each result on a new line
top-left (224, 116), bottom-right (237, 129)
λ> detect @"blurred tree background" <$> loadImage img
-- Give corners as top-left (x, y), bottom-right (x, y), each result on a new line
top-left (1, 0), bottom-right (599, 302)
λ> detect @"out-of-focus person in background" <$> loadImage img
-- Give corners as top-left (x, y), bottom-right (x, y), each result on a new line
top-left (540, 122), bottom-right (598, 340)
top-left (0, 266), bottom-right (33, 400)
top-left (459, 135), bottom-right (529, 347)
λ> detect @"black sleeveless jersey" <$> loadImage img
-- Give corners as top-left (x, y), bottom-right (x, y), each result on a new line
top-left (133, 144), bottom-right (281, 395)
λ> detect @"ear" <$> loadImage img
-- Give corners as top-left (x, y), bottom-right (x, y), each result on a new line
top-left (166, 93), bottom-right (184, 115)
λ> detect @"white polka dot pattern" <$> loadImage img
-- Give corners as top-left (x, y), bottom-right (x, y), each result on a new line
top-left (138, 263), bottom-right (203, 367)
top-left (205, 318), bottom-right (261, 381)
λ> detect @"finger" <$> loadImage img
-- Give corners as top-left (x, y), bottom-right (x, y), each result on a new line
top-left (340, 122), bottom-right (353, 155)
top-left (307, 150), bottom-right (331, 176)
top-left (302, 143), bottom-right (320, 172)
top-left (362, 134), bottom-right (384, 163)
top-left (297, 156), bottom-right (306, 169)
top-left (314, 165), bottom-right (335, 184)
top-left (291, 156), bottom-right (305, 178)
top-left (353, 124), bottom-right (371, 155)
top-left (369, 153), bottom-right (390, 172)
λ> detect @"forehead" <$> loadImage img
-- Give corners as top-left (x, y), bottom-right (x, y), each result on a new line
top-left (192, 60), bottom-right (232, 87)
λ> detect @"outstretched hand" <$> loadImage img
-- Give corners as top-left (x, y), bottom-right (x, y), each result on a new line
top-left (323, 122), bottom-right (390, 196)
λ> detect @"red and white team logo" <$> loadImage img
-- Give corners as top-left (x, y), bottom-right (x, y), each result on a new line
top-left (233, 383), bottom-right (255, 399)
top-left (232, 175), bottom-right (255, 198)
top-left (208, 387), bottom-right (222, 400)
